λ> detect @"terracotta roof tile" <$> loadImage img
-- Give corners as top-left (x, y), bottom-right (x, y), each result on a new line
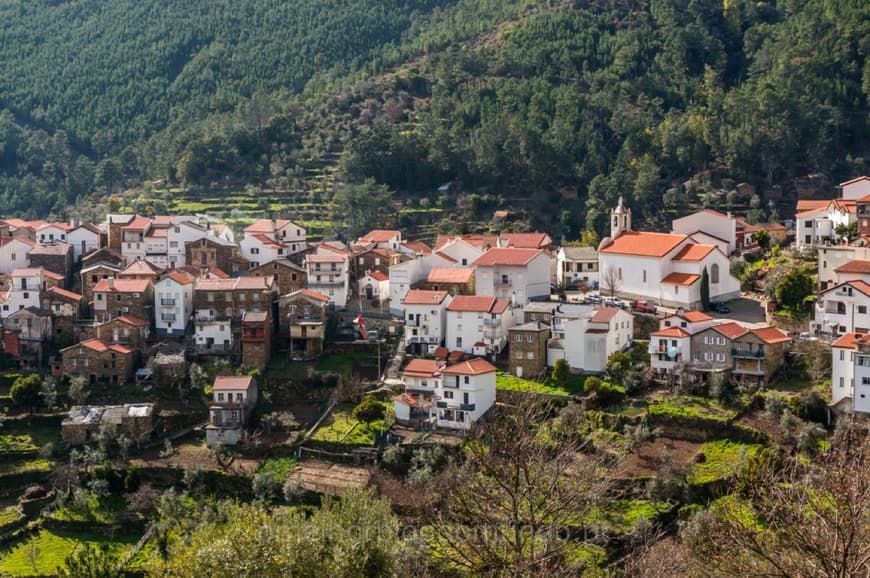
top-left (796, 200), bottom-right (833, 211)
top-left (441, 357), bottom-right (497, 376)
top-left (834, 260), bottom-right (870, 274)
top-left (213, 375), bottom-right (253, 390)
top-left (749, 326), bottom-right (791, 344)
top-left (402, 359), bottom-right (444, 378)
top-left (590, 307), bottom-right (621, 323)
top-left (681, 310), bottom-right (713, 322)
top-left (404, 290), bottom-right (450, 306)
top-left (672, 244), bottom-right (716, 261)
top-left (599, 231), bottom-right (688, 257)
top-left (93, 278), bottom-right (150, 293)
top-left (45, 286), bottom-right (82, 302)
top-left (650, 327), bottom-right (691, 338)
top-left (120, 215), bottom-right (152, 231)
top-left (115, 315), bottom-right (150, 327)
top-left (709, 322), bottom-right (748, 339)
top-left (661, 272), bottom-right (701, 286)
top-left (473, 248), bottom-right (545, 267)
top-left (500, 232), bottom-right (551, 248)
top-left (402, 241), bottom-right (432, 255)
top-left (833, 332), bottom-right (870, 348)
top-left (359, 230), bottom-right (401, 243)
top-left (426, 268), bottom-right (474, 284)
top-left (446, 295), bottom-right (497, 312)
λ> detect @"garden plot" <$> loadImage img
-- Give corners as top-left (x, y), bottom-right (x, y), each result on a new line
top-left (290, 460), bottom-right (371, 496)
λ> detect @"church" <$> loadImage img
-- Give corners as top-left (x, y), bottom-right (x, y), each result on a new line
top-left (597, 198), bottom-right (741, 309)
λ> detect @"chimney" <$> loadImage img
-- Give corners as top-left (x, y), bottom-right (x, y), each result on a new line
top-left (107, 277), bottom-right (114, 290)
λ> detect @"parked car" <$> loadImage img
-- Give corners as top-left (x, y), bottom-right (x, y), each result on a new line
top-left (709, 302), bottom-right (731, 314)
top-left (604, 296), bottom-right (626, 308)
top-left (632, 299), bottom-right (657, 314)
top-left (584, 294), bottom-right (602, 304)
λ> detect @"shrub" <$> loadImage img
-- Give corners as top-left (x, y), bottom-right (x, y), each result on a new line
top-left (10, 374), bottom-right (42, 409)
top-left (551, 359), bottom-right (571, 388)
top-left (352, 395), bottom-right (385, 426)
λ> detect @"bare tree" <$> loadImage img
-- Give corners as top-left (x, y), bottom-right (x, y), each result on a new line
top-left (428, 400), bottom-right (612, 576)
top-left (601, 266), bottom-right (621, 297)
top-left (682, 421), bottom-right (870, 577)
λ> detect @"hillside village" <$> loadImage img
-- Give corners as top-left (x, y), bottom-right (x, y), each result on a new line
top-left (0, 177), bottom-right (867, 575)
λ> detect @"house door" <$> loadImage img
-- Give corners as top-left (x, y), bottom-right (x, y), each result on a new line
top-left (80, 240), bottom-right (86, 259)
top-left (365, 284), bottom-right (373, 300)
top-left (516, 366), bottom-right (523, 378)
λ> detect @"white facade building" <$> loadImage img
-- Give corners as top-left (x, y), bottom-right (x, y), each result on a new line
top-left (207, 376), bottom-right (258, 446)
top-left (831, 332), bottom-right (870, 415)
top-left (67, 224), bottom-right (102, 262)
top-left (473, 248), bottom-right (551, 307)
top-left (598, 198), bottom-right (740, 309)
top-left (388, 252), bottom-right (454, 315)
top-left (818, 245), bottom-right (870, 288)
top-left (403, 290), bottom-right (453, 354)
top-left (812, 280), bottom-right (870, 336)
top-left (445, 295), bottom-right (513, 356)
top-left (0, 238), bottom-right (34, 274)
top-left (556, 246), bottom-right (598, 287)
top-left (155, 271), bottom-right (194, 336)
top-left (547, 307), bottom-right (633, 373)
top-left (305, 253), bottom-right (349, 308)
top-left (241, 219), bottom-right (306, 266)
top-left (0, 268), bottom-right (45, 318)
top-left (839, 176), bottom-right (870, 201)
top-left (436, 358), bottom-right (497, 429)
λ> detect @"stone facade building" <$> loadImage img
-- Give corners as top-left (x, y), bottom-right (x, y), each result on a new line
top-left (90, 315), bottom-right (151, 353)
top-left (249, 260), bottom-right (306, 297)
top-left (185, 236), bottom-right (236, 273)
top-left (80, 263), bottom-right (121, 313)
top-left (62, 403), bottom-right (157, 446)
top-left (61, 338), bottom-right (135, 385)
top-left (508, 321), bottom-right (550, 378)
top-left (29, 243), bottom-right (73, 285)
top-left (206, 376), bottom-right (258, 446)
top-left (41, 286), bottom-right (82, 336)
top-left (92, 278), bottom-right (153, 323)
top-left (277, 289), bottom-right (329, 357)
top-left (241, 310), bottom-right (272, 371)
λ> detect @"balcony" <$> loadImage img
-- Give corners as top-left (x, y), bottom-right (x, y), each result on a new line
top-left (161, 298), bottom-right (176, 306)
top-left (484, 329), bottom-right (501, 341)
top-left (161, 314), bottom-right (177, 322)
top-left (483, 317), bottom-right (500, 326)
top-left (731, 348), bottom-right (764, 358)
top-left (496, 278), bottom-right (512, 287)
top-left (459, 403), bottom-right (475, 411)
top-left (310, 278), bottom-right (345, 286)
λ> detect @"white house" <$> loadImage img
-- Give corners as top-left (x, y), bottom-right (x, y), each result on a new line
top-left (0, 237), bottom-right (34, 274)
top-left (832, 260), bottom-right (870, 285)
top-left (36, 222), bottom-right (72, 244)
top-left (206, 375), bottom-right (258, 446)
top-left (403, 290), bottom-right (453, 354)
top-left (195, 318), bottom-right (233, 356)
top-left (673, 209), bottom-right (738, 254)
top-left (358, 270), bottom-right (389, 301)
top-left (68, 224), bottom-right (102, 262)
top-left (547, 307), bottom-right (633, 373)
top-left (358, 229), bottom-right (403, 251)
top-left (394, 359), bottom-right (443, 425)
top-left (839, 176), bottom-right (870, 201)
top-left (241, 219), bottom-right (306, 265)
top-left (445, 295), bottom-right (513, 356)
top-left (499, 232), bottom-right (553, 250)
top-left (795, 200), bottom-right (856, 250)
top-left (598, 198), bottom-right (740, 308)
top-left (155, 271), bottom-right (195, 336)
top-left (831, 332), bottom-right (870, 415)
top-left (166, 220), bottom-right (213, 268)
top-left (472, 247), bottom-right (551, 307)
top-left (0, 268), bottom-right (45, 318)
top-left (556, 246), bottom-right (598, 288)
top-left (436, 358), bottom-right (497, 429)
top-left (818, 245), bottom-right (870, 288)
top-left (435, 236), bottom-right (486, 267)
top-left (305, 253), bottom-right (349, 308)
top-left (388, 252), bottom-right (455, 315)
top-left (812, 280), bottom-right (870, 336)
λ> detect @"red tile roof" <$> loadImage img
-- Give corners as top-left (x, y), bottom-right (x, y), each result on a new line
top-left (243, 219), bottom-right (296, 233)
top-left (359, 230), bottom-right (400, 243)
top-left (599, 231), bottom-right (688, 257)
top-left (441, 357), bottom-right (497, 376)
top-left (402, 359), bottom-right (444, 378)
top-left (650, 327), bottom-right (691, 338)
top-left (30, 244), bottom-right (71, 256)
top-left (43, 271), bottom-right (64, 281)
top-left (115, 315), bottom-right (150, 327)
top-left (46, 286), bottom-right (82, 302)
top-left (299, 289), bottom-right (330, 303)
top-left (710, 322), bottom-right (748, 339)
top-left (822, 280), bottom-right (870, 297)
top-left (446, 295), bottom-right (507, 313)
top-left (120, 260), bottom-right (163, 276)
top-left (661, 272), bottom-right (700, 286)
top-left (500, 232), bottom-right (551, 249)
top-left (368, 271), bottom-right (389, 282)
top-left (146, 227), bottom-right (168, 238)
top-left (76, 338), bottom-right (133, 354)
top-left (403, 290), bottom-right (450, 306)
top-left (435, 234), bottom-right (498, 251)
top-left (427, 268), bottom-right (474, 284)
top-left (307, 253), bottom-right (346, 264)
top-left (590, 307), bottom-right (622, 323)
top-left (834, 260), bottom-right (870, 274)
top-left (93, 278), bottom-right (150, 293)
top-left (672, 244), bottom-right (715, 261)
top-left (749, 326), bottom-right (791, 344)
top-left (833, 332), bottom-right (870, 348)
top-left (681, 310), bottom-right (713, 323)
top-left (473, 248), bottom-right (545, 267)
top-left (163, 271), bottom-right (194, 285)
top-left (10, 268), bottom-right (44, 277)
top-left (796, 200), bottom-right (833, 212)
top-left (252, 233), bottom-right (286, 248)
top-left (402, 241), bottom-right (432, 255)
top-left (795, 207), bottom-right (829, 219)
top-left (120, 215), bottom-right (152, 231)
top-left (213, 375), bottom-right (253, 391)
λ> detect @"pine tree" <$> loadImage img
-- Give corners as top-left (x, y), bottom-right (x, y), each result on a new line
top-left (700, 266), bottom-right (710, 311)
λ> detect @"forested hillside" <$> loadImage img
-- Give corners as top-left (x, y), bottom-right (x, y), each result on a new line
top-left (0, 0), bottom-right (867, 233)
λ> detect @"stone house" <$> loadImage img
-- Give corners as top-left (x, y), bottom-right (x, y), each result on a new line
top-left (41, 286), bottom-right (82, 337)
top-left (4, 307), bottom-right (52, 367)
top-left (687, 322), bottom-right (745, 382)
top-left (81, 247), bottom-right (123, 269)
top-left (352, 247), bottom-right (403, 280)
top-left (193, 276), bottom-right (277, 324)
top-left (731, 326), bottom-right (791, 386)
top-left (185, 236), bottom-right (236, 272)
top-left (206, 375), bottom-right (258, 446)
top-left (80, 263), bottom-right (121, 313)
top-left (62, 403), bottom-right (157, 446)
top-left (278, 289), bottom-right (329, 357)
top-left (61, 338), bottom-right (135, 385)
top-left (241, 310), bottom-right (272, 371)
top-left (92, 278), bottom-right (153, 323)
top-left (29, 243), bottom-right (73, 285)
top-left (118, 259), bottom-right (163, 283)
top-left (523, 302), bottom-right (555, 325)
top-left (90, 315), bottom-right (151, 353)
top-left (508, 321), bottom-right (550, 378)
top-left (249, 259), bottom-right (307, 297)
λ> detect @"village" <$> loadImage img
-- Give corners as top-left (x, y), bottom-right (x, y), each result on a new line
top-left (0, 176), bottom-right (867, 574)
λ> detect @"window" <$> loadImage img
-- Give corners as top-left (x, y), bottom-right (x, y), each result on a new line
top-left (840, 377), bottom-right (844, 388)
top-left (642, 270), bottom-right (646, 283)
top-left (860, 306), bottom-right (867, 314)
top-left (444, 391), bottom-right (453, 399)
top-left (251, 248), bottom-right (259, 254)
top-left (841, 350), bottom-right (845, 361)
top-left (805, 221), bottom-right (813, 228)
top-left (716, 353), bottom-right (725, 362)
top-left (515, 351), bottom-right (522, 359)
top-left (618, 267), bottom-right (622, 280)
top-left (218, 393), bottom-right (224, 401)
top-left (514, 335), bottom-right (521, 342)
top-left (526, 335), bottom-right (534, 342)
top-left (526, 352), bottom-right (534, 359)
top-left (863, 377), bottom-right (870, 386)
top-left (710, 264), bottom-right (719, 284)
top-left (456, 337), bottom-right (462, 348)
top-left (464, 376), bottom-right (470, 384)
top-left (236, 393), bottom-right (243, 401)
